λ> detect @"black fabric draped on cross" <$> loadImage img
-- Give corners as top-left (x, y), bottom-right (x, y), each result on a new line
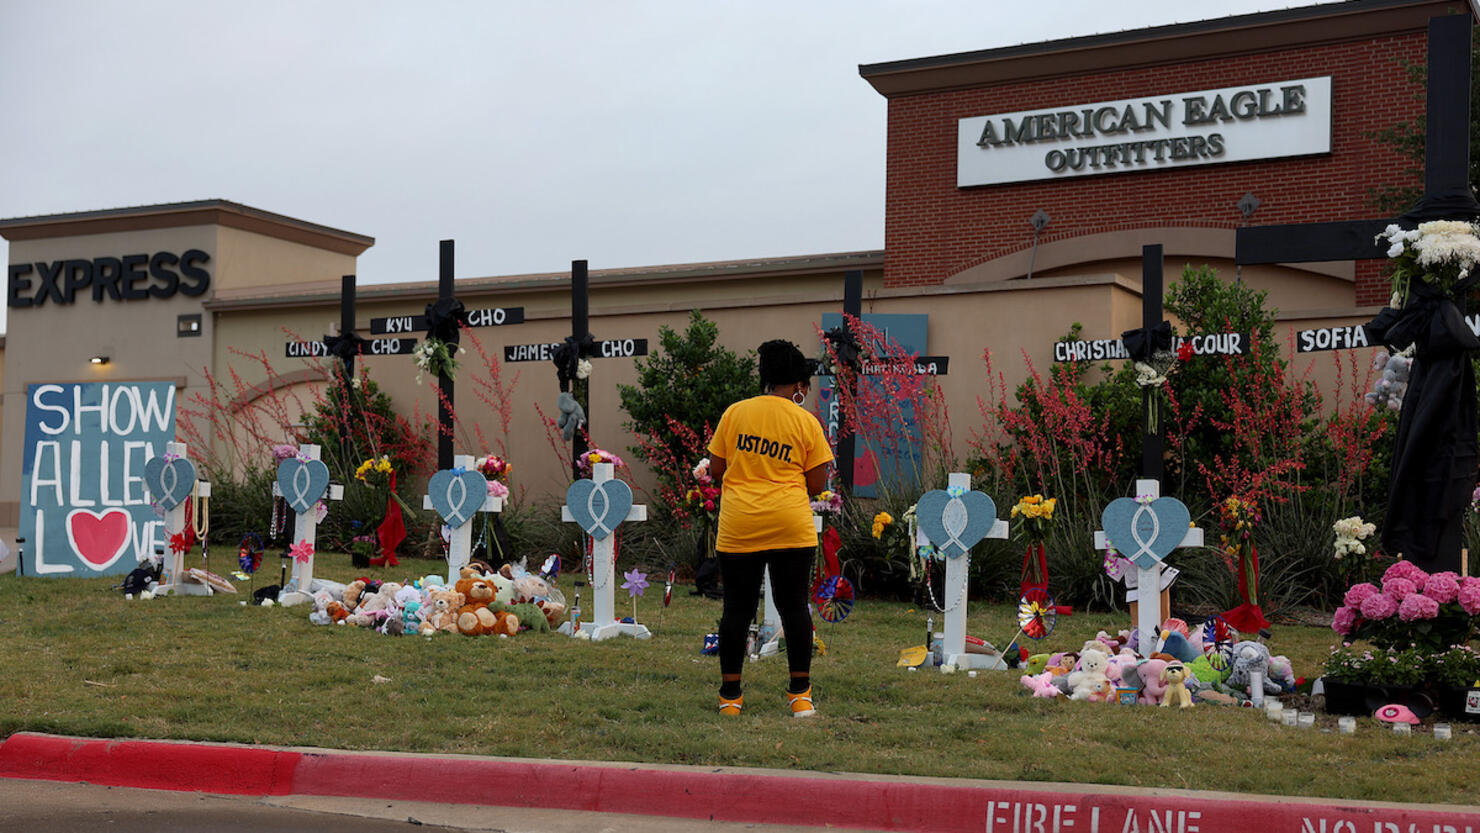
top-left (424, 297), bottom-right (467, 344)
top-left (1120, 320), bottom-right (1172, 362)
top-left (552, 333), bottom-right (594, 393)
top-left (1365, 276), bottom-right (1480, 573)
top-left (323, 331), bottom-right (366, 362)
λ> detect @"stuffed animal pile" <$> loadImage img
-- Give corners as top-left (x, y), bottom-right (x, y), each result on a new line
top-left (1017, 621), bottom-right (1296, 708)
top-left (306, 558), bottom-right (567, 638)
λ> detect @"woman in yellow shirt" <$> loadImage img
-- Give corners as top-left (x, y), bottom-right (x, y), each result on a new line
top-left (707, 339), bottom-right (833, 717)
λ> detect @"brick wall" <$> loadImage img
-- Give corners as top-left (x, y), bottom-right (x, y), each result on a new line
top-left (883, 31), bottom-right (1427, 305)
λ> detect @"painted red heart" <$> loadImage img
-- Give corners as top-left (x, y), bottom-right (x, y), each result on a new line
top-left (68, 509), bottom-right (131, 569)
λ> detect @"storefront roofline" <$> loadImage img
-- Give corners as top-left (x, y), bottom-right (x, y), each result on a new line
top-left (0, 199), bottom-right (374, 256)
top-left (205, 249), bottom-right (887, 312)
top-left (859, 0), bottom-right (1472, 97)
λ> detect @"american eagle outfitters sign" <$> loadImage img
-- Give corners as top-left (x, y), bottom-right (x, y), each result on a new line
top-left (957, 77), bottom-right (1331, 187)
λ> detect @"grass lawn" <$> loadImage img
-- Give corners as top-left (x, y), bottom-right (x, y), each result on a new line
top-left (2, 551), bottom-right (1475, 807)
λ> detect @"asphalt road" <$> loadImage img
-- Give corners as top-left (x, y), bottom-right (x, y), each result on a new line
top-left (0, 778), bottom-right (889, 833)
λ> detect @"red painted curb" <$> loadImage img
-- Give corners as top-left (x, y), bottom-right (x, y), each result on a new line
top-left (3, 733), bottom-right (1477, 832)
top-left (0, 733), bottom-right (299, 796)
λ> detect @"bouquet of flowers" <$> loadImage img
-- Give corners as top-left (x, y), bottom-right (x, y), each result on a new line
top-left (412, 336), bottom-right (464, 384)
top-left (685, 457), bottom-right (722, 523)
top-left (1331, 515), bottom-right (1384, 584)
top-left (355, 455), bottom-right (394, 487)
top-left (1011, 494), bottom-right (1057, 596)
top-left (576, 448), bottom-right (625, 477)
top-left (1331, 561), bottom-right (1480, 653)
top-left (1377, 220), bottom-right (1480, 306)
top-left (810, 489), bottom-right (842, 517)
top-left (1217, 495), bottom-right (1269, 633)
top-left (478, 453), bottom-right (512, 499)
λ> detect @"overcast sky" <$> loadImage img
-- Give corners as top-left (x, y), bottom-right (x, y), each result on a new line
top-left (1, 0), bottom-right (1327, 332)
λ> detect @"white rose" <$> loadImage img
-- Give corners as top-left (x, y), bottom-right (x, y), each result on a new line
top-left (1387, 241), bottom-right (1405, 258)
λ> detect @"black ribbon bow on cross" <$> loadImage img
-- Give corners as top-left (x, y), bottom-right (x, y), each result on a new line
top-left (424, 297), bottom-right (467, 344)
top-left (323, 331), bottom-right (366, 362)
top-left (823, 325), bottom-right (863, 374)
top-left (1120, 320), bottom-right (1173, 362)
top-left (552, 333), bottom-right (595, 392)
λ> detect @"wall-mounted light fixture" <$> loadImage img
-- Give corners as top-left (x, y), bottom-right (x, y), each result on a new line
top-left (89, 355), bottom-right (110, 366)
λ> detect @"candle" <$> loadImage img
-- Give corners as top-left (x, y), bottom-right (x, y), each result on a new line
top-left (967, 670), bottom-right (978, 678)
top-left (1433, 724), bottom-right (1452, 741)
top-left (1393, 722), bottom-right (1411, 736)
top-left (1282, 710), bottom-right (1298, 726)
top-left (1265, 702), bottom-right (1284, 722)
top-left (1338, 717), bottom-right (1356, 735)
top-left (1298, 712), bottom-right (1315, 728)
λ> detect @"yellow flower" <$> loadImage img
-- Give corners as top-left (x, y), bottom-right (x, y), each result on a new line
top-left (376, 457), bottom-right (393, 474)
top-left (588, 452), bottom-right (601, 463)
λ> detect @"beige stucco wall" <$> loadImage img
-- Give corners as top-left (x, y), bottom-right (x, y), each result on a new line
top-left (214, 226), bottom-right (361, 293)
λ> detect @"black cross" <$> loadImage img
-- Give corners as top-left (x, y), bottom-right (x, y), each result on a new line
top-left (1236, 13), bottom-right (1479, 265)
top-left (500, 260), bottom-right (650, 477)
top-left (1051, 246), bottom-right (1255, 481)
top-left (833, 270), bottom-right (863, 491)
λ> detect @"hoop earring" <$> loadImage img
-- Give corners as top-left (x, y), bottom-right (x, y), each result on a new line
top-left (792, 388), bottom-right (806, 405)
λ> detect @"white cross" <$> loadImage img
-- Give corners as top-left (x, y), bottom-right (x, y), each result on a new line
top-left (423, 454), bottom-right (504, 583)
top-left (152, 442), bottom-right (212, 597)
top-left (1094, 479), bottom-right (1203, 656)
top-left (274, 444), bottom-right (344, 607)
top-left (561, 462), bottom-right (647, 640)
top-left (936, 472), bottom-right (1010, 671)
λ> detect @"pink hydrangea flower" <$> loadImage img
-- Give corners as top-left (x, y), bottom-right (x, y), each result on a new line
top-left (1397, 593), bottom-right (1440, 622)
top-left (1423, 571), bottom-right (1461, 605)
top-left (1331, 605), bottom-right (1359, 636)
top-left (1359, 592), bottom-right (1399, 621)
top-left (1343, 582), bottom-right (1381, 610)
top-left (1381, 576), bottom-right (1417, 600)
top-left (486, 480), bottom-right (509, 499)
top-left (1382, 560), bottom-right (1429, 588)
top-left (1458, 576), bottom-right (1480, 616)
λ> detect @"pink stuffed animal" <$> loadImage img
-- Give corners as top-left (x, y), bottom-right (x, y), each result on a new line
top-left (1137, 658), bottom-right (1169, 705)
top-left (1020, 671), bottom-right (1061, 698)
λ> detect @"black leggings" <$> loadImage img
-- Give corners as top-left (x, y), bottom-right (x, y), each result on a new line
top-left (718, 547), bottom-right (815, 678)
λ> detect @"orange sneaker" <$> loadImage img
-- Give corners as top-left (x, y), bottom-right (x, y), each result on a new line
top-left (719, 694), bottom-right (743, 716)
top-left (786, 686), bottom-right (815, 718)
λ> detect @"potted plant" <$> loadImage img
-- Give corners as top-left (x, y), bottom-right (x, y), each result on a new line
top-left (1326, 561), bottom-right (1480, 717)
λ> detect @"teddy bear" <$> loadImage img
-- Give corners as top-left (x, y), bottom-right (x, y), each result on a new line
top-left (342, 579), bottom-right (371, 611)
top-left (308, 590), bottom-right (337, 625)
top-left (490, 570), bottom-right (516, 605)
top-left (1020, 671), bottom-right (1061, 698)
top-left (457, 603), bottom-right (500, 636)
top-left (421, 588), bottom-right (465, 635)
top-left (1225, 640), bottom-right (1281, 698)
top-left (1067, 648), bottom-right (1111, 701)
top-left (326, 600), bottom-right (350, 624)
top-left (491, 609), bottom-right (520, 636)
top-left (535, 598), bottom-right (566, 628)
top-left (1161, 660), bottom-right (1193, 708)
top-left (346, 582), bottom-right (401, 628)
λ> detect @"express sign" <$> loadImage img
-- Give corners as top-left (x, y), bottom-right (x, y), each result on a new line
top-left (8, 250), bottom-right (211, 307)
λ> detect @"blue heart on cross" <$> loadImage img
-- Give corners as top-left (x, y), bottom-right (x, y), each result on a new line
top-left (427, 468), bottom-right (487, 528)
top-left (1101, 497), bottom-right (1191, 570)
top-left (276, 457), bottom-right (331, 515)
top-left (143, 456), bottom-right (197, 511)
top-left (565, 477), bottom-right (633, 541)
top-left (915, 488), bottom-right (997, 559)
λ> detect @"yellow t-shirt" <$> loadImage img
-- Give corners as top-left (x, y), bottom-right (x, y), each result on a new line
top-left (707, 394), bottom-right (834, 553)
